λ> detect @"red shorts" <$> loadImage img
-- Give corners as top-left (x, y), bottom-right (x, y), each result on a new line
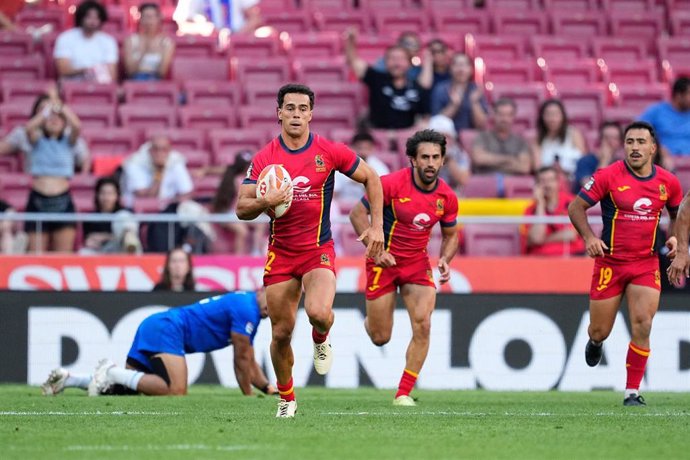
top-left (263, 240), bottom-right (336, 286)
top-left (590, 256), bottom-right (661, 300)
top-left (365, 256), bottom-right (436, 300)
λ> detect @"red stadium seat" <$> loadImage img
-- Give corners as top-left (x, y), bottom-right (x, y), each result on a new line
top-left (192, 175), bottom-right (222, 200)
top-left (469, 35), bottom-right (528, 63)
top-left (591, 37), bottom-right (649, 65)
top-left (670, 12), bottom-right (690, 35)
top-left (604, 60), bottom-right (659, 87)
top-left (119, 104), bottom-right (177, 129)
top-left (491, 11), bottom-right (549, 36)
top-left (485, 0), bottom-right (541, 9)
top-left (227, 34), bottom-right (281, 58)
top-left (531, 36), bottom-right (589, 62)
top-left (0, 156), bottom-right (21, 173)
top-left (262, 11), bottom-right (314, 33)
top-left (462, 174), bottom-right (499, 198)
top-left (0, 32), bottom-right (33, 56)
top-left (302, 0), bottom-right (357, 11)
top-left (70, 174), bottom-right (98, 195)
top-left (171, 57), bottom-right (230, 82)
top-left (503, 175), bottom-right (536, 199)
top-left (82, 128), bottom-right (140, 156)
top-left (372, 11), bottom-right (431, 35)
top-left (233, 58), bottom-right (293, 85)
top-left (658, 36), bottom-right (690, 81)
top-left (308, 82), bottom-right (363, 118)
top-left (178, 106), bottom-right (237, 130)
top-left (555, 87), bottom-right (606, 120)
top-left (601, 0), bottom-right (655, 10)
top-left (260, 0), bottom-right (299, 13)
top-left (490, 84), bottom-right (546, 117)
top-left (601, 106), bottom-right (639, 127)
top-left (174, 35), bottom-right (219, 57)
top-left (0, 55), bottom-right (45, 80)
top-left (667, 0), bottom-right (690, 11)
top-left (420, 0), bottom-right (474, 10)
top-left (431, 10), bottom-right (490, 35)
top-left (184, 81), bottom-right (240, 107)
top-left (70, 104), bottom-right (118, 128)
top-left (284, 32), bottom-right (341, 59)
top-left (181, 149), bottom-right (212, 169)
top-left (359, 0), bottom-right (413, 10)
top-left (239, 106), bottom-right (281, 132)
top-left (309, 108), bottom-right (354, 136)
top-left (615, 84), bottom-right (668, 112)
top-left (313, 10), bottom-right (372, 33)
top-left (464, 224), bottom-right (521, 256)
top-left (1, 80), bottom-right (52, 105)
top-left (62, 82), bottom-right (119, 106)
top-left (0, 173), bottom-right (31, 209)
top-left (541, 60), bottom-right (600, 88)
top-left (15, 9), bottom-right (66, 31)
top-left (245, 84), bottom-right (281, 111)
top-left (609, 12), bottom-right (664, 47)
top-left (484, 60), bottom-right (536, 85)
top-left (0, 103), bottom-right (31, 130)
top-left (123, 81), bottom-right (179, 106)
top-left (543, 0), bottom-right (598, 9)
top-left (144, 128), bottom-right (206, 153)
top-left (294, 57), bottom-right (349, 84)
top-left (103, 5), bottom-right (128, 34)
top-left (549, 11), bottom-right (608, 37)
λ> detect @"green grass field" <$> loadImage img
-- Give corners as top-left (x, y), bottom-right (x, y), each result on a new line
top-left (1, 385), bottom-right (688, 460)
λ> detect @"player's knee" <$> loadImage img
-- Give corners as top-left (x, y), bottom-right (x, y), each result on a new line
top-left (589, 324), bottom-right (611, 342)
top-left (631, 315), bottom-right (653, 338)
top-left (412, 316), bottom-right (431, 339)
top-left (168, 385), bottom-right (187, 396)
top-left (369, 331), bottom-right (391, 346)
top-left (272, 324), bottom-right (293, 343)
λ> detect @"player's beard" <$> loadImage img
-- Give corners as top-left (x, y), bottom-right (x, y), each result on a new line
top-left (417, 166), bottom-right (439, 186)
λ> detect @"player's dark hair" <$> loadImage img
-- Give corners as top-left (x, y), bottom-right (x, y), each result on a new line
top-left (672, 76), bottom-right (690, 96)
top-left (93, 176), bottom-right (123, 212)
top-left (351, 131), bottom-right (375, 145)
top-left (74, 0), bottom-right (108, 28)
top-left (158, 247), bottom-right (195, 291)
top-left (277, 83), bottom-right (314, 109)
top-left (427, 38), bottom-right (448, 50)
top-left (537, 98), bottom-right (569, 144)
top-left (624, 121), bottom-right (658, 146)
top-left (598, 120), bottom-right (623, 144)
top-left (406, 129), bottom-right (447, 158)
top-left (535, 165), bottom-right (557, 177)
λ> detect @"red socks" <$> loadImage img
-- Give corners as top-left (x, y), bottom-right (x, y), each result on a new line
top-left (626, 342), bottom-right (650, 392)
top-left (395, 369), bottom-right (418, 398)
top-left (277, 376), bottom-right (296, 402)
top-left (312, 327), bottom-right (328, 344)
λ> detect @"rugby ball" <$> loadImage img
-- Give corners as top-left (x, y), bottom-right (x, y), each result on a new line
top-left (256, 164), bottom-right (293, 218)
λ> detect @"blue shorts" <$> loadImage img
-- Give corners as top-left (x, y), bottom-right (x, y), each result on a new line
top-left (127, 311), bottom-right (185, 372)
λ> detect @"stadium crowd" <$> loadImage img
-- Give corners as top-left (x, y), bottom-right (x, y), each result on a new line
top-left (1, 0), bottom-right (689, 257)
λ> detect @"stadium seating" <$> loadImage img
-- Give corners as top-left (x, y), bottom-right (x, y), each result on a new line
top-left (183, 81), bottom-right (241, 107)
top-left (119, 104), bottom-right (177, 130)
top-left (0, 55), bottom-right (45, 80)
top-left (491, 11), bottom-right (549, 36)
top-left (178, 106), bottom-right (237, 130)
top-left (262, 11), bottom-right (314, 34)
top-left (174, 35), bottom-right (219, 57)
top-left (82, 128), bottom-right (140, 156)
top-left (144, 128), bottom-right (207, 152)
top-left (123, 81), bottom-right (179, 107)
top-left (549, 11), bottom-right (608, 37)
top-left (62, 82), bottom-right (119, 106)
top-left (464, 224), bottom-right (521, 256)
top-left (1, 80), bottom-right (52, 105)
top-left (171, 57), bottom-right (230, 82)
top-left (431, 10), bottom-right (490, 35)
top-left (0, 32), bottom-right (33, 56)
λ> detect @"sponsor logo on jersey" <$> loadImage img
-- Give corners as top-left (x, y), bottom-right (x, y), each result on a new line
top-left (245, 322), bottom-right (255, 335)
top-left (436, 199), bottom-right (444, 216)
top-left (633, 197), bottom-right (653, 215)
top-left (315, 154), bottom-right (326, 172)
top-left (412, 213), bottom-right (432, 230)
top-left (320, 253), bottom-right (331, 266)
top-left (584, 177), bottom-right (594, 191)
top-left (246, 163), bottom-right (253, 179)
top-left (399, 197), bottom-right (411, 203)
top-left (617, 185), bottom-right (631, 192)
top-left (659, 184), bottom-right (668, 201)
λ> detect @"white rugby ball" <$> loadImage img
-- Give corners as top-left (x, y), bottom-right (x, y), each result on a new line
top-left (256, 164), bottom-right (293, 218)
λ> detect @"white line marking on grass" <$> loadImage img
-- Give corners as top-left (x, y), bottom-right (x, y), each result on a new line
top-left (0, 411), bottom-right (179, 416)
top-left (322, 411), bottom-right (690, 417)
top-left (65, 444), bottom-right (256, 452)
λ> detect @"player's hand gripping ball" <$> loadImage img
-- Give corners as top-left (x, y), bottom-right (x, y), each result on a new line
top-left (256, 164), bottom-right (293, 218)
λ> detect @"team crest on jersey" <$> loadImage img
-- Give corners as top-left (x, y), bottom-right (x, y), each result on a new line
top-left (659, 184), bottom-right (668, 201)
top-left (320, 253), bottom-right (331, 266)
top-left (584, 177), bottom-right (594, 191)
top-left (315, 154), bottom-right (326, 172)
top-left (654, 269), bottom-right (661, 286)
top-left (426, 270), bottom-right (434, 282)
top-left (436, 199), bottom-right (444, 216)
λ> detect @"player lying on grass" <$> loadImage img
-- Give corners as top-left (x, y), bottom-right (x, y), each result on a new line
top-left (41, 290), bottom-right (277, 397)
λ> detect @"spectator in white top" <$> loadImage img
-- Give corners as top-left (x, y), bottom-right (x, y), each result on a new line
top-left (54, 1), bottom-right (118, 83)
top-left (123, 3), bottom-right (175, 81)
top-left (121, 135), bottom-right (194, 209)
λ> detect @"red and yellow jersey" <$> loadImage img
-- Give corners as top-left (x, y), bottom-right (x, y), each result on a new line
top-left (363, 168), bottom-right (458, 259)
top-left (244, 133), bottom-right (360, 251)
top-left (577, 160), bottom-right (682, 261)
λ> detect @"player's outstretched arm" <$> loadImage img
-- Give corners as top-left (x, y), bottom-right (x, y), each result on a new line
top-left (349, 162), bottom-right (384, 258)
top-left (568, 196), bottom-right (608, 258)
top-left (236, 183), bottom-right (292, 221)
top-left (231, 332), bottom-right (256, 395)
top-left (250, 359), bottom-right (277, 395)
top-left (438, 225), bottom-right (459, 284)
top-left (668, 192), bottom-right (690, 286)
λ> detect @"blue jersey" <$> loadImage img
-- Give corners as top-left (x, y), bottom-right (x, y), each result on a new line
top-left (167, 292), bottom-right (261, 353)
